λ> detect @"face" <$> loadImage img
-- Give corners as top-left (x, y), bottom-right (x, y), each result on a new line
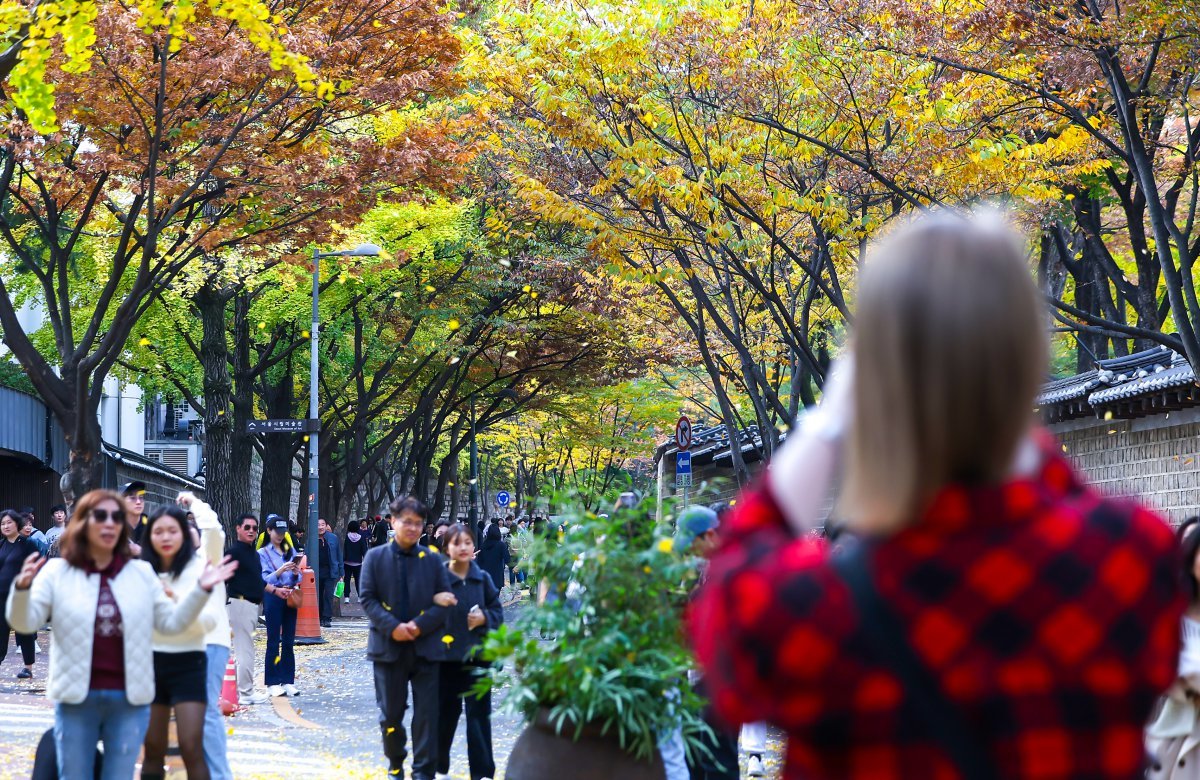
top-left (0, 515), bottom-right (17, 539)
top-left (53, 509), bottom-right (66, 524)
top-left (19, 523), bottom-right (32, 536)
top-left (270, 526), bottom-right (287, 544)
top-left (446, 533), bottom-right (475, 562)
top-left (318, 518), bottom-right (328, 535)
top-left (150, 517), bottom-right (184, 561)
top-left (238, 517), bottom-right (259, 544)
top-left (424, 523), bottom-right (434, 537)
top-left (126, 493), bottom-right (144, 520)
top-left (392, 511), bottom-right (424, 547)
top-left (86, 499), bottom-right (125, 555)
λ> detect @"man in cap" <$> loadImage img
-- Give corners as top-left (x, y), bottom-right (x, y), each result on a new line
top-left (122, 480), bottom-right (149, 555)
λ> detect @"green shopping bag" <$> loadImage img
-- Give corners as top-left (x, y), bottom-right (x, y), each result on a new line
top-left (334, 580), bottom-right (345, 598)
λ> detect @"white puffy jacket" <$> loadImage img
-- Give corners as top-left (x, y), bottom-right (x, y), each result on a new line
top-left (180, 494), bottom-right (232, 648)
top-left (6, 557), bottom-right (210, 705)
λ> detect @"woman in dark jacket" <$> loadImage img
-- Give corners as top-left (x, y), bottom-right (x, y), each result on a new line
top-left (0, 508), bottom-right (38, 679)
top-left (475, 523), bottom-right (507, 591)
top-left (437, 523), bottom-right (503, 780)
top-left (341, 520), bottom-right (368, 603)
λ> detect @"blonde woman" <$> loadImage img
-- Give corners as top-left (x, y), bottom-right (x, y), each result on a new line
top-left (690, 211), bottom-right (1183, 780)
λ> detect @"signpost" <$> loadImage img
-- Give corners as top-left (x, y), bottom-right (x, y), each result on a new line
top-left (675, 415), bottom-right (693, 507)
top-left (246, 419), bottom-right (317, 434)
top-left (496, 491), bottom-right (511, 508)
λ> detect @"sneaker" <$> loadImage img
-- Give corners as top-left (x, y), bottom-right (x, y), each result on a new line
top-left (267, 684), bottom-right (285, 697)
top-left (747, 754), bottom-right (765, 777)
top-left (435, 774), bottom-right (452, 780)
top-left (16, 668), bottom-right (31, 679)
top-left (246, 691), bottom-right (270, 704)
top-left (282, 683), bottom-right (300, 697)
top-left (343, 597), bottom-right (350, 604)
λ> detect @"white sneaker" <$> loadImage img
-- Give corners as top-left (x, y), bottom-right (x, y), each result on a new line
top-left (282, 683), bottom-right (300, 697)
top-left (343, 597), bottom-right (350, 604)
top-left (267, 684), bottom-right (285, 698)
top-left (747, 754), bottom-right (765, 777)
top-left (246, 691), bottom-right (270, 704)
top-left (435, 774), bottom-right (452, 780)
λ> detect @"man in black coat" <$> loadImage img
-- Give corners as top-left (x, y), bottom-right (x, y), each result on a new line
top-left (360, 496), bottom-right (456, 780)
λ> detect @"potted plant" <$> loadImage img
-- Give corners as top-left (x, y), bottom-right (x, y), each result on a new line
top-left (479, 495), bottom-right (711, 780)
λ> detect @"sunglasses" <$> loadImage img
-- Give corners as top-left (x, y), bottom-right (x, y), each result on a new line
top-left (90, 509), bottom-right (126, 525)
top-left (242, 524), bottom-right (259, 531)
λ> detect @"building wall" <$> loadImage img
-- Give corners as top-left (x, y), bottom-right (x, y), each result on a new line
top-left (1050, 406), bottom-right (1200, 525)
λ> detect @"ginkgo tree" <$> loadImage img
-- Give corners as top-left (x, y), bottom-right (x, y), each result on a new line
top-left (0, 0), bottom-right (463, 498)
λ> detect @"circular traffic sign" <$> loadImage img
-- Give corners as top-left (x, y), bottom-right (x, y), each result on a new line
top-left (675, 416), bottom-right (693, 450)
top-left (496, 491), bottom-right (511, 507)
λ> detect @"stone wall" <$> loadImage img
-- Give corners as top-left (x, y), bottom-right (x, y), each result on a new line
top-left (1050, 406), bottom-right (1200, 526)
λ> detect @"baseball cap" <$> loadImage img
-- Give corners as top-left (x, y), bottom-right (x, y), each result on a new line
top-left (674, 506), bottom-right (720, 551)
top-left (265, 514), bottom-right (289, 533)
top-left (121, 481), bottom-right (147, 496)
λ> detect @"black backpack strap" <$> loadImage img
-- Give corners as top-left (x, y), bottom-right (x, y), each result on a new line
top-left (830, 543), bottom-right (1000, 780)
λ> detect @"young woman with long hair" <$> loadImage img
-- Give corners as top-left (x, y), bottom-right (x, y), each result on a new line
top-left (690, 211), bottom-right (1184, 780)
top-left (258, 515), bottom-right (301, 697)
top-left (342, 519), bottom-right (368, 603)
top-left (141, 506), bottom-right (224, 780)
top-left (436, 523), bottom-right (503, 780)
top-left (5, 489), bottom-right (236, 780)
top-left (1147, 520), bottom-right (1200, 778)
top-left (0, 508), bottom-right (39, 679)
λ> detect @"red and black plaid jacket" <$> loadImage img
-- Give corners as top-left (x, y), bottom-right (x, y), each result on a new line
top-left (689, 441), bottom-right (1183, 779)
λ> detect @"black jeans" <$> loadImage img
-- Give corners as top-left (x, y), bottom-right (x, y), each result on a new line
top-left (318, 576), bottom-right (335, 624)
top-left (0, 612), bottom-right (35, 667)
top-left (344, 564), bottom-right (362, 599)
top-left (374, 653), bottom-right (439, 779)
top-left (437, 662), bottom-right (495, 780)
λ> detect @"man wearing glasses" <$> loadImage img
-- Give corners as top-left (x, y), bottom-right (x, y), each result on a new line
top-left (225, 513), bottom-right (269, 704)
top-left (361, 496), bottom-right (456, 780)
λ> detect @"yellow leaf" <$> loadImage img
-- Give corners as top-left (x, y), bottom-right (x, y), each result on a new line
top-left (448, 318), bottom-right (461, 331)
top-left (442, 635), bottom-right (454, 645)
top-left (656, 538), bottom-right (673, 553)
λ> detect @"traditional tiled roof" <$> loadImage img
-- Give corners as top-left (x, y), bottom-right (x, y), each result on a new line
top-left (655, 423), bottom-right (772, 466)
top-left (1038, 344), bottom-right (1197, 421)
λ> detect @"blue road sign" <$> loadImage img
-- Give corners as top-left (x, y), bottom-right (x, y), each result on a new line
top-left (676, 451), bottom-right (692, 474)
top-left (496, 491), bottom-right (511, 507)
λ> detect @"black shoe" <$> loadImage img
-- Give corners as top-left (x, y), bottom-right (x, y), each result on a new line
top-left (17, 668), bottom-right (31, 679)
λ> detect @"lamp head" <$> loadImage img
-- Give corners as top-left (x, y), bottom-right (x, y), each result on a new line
top-left (343, 243), bottom-right (381, 257)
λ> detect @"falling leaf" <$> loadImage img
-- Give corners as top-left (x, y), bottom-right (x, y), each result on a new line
top-left (642, 566), bottom-right (652, 574)
top-left (522, 285), bottom-right (531, 292)
top-left (274, 655), bottom-right (282, 665)
top-left (258, 322), bottom-right (267, 329)
top-left (138, 337), bottom-right (151, 347)
top-left (1104, 410), bottom-right (1114, 420)
top-left (442, 635), bottom-right (454, 645)
top-left (302, 330), bottom-right (310, 338)
top-left (656, 538), bottom-right (673, 553)
top-left (419, 551), bottom-right (426, 558)
top-left (386, 727), bottom-right (396, 734)
top-left (227, 727), bottom-right (234, 736)
top-left (448, 318), bottom-right (461, 331)
top-left (425, 285), bottom-right (436, 292)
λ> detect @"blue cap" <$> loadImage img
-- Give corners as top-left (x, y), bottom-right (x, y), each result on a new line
top-left (674, 506), bottom-right (719, 550)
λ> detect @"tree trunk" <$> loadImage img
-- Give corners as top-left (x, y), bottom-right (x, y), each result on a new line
top-left (259, 364), bottom-right (297, 521)
top-left (64, 403), bottom-right (105, 503)
top-left (196, 285), bottom-right (236, 528)
top-left (227, 293), bottom-right (254, 532)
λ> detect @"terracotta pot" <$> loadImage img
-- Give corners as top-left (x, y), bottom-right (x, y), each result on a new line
top-left (504, 707), bottom-right (667, 780)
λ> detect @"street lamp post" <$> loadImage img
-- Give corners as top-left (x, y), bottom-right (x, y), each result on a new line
top-left (308, 243), bottom-right (380, 581)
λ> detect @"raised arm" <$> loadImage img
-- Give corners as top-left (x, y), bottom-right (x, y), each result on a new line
top-left (7, 554), bottom-right (54, 634)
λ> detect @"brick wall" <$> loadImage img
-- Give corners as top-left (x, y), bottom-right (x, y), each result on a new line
top-left (1050, 406), bottom-right (1200, 526)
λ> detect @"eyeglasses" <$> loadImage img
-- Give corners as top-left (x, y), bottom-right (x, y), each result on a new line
top-left (396, 520), bottom-right (424, 529)
top-left (242, 524), bottom-right (258, 531)
top-left (90, 509), bottom-right (126, 525)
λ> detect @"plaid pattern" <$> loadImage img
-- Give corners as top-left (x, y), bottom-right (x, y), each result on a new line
top-left (689, 439), bottom-right (1183, 779)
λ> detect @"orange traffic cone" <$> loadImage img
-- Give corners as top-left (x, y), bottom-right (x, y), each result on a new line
top-left (294, 565), bottom-right (325, 645)
top-left (219, 655), bottom-right (240, 715)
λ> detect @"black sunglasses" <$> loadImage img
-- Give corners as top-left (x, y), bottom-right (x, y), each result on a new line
top-left (90, 509), bottom-right (126, 525)
top-left (242, 523), bottom-right (259, 531)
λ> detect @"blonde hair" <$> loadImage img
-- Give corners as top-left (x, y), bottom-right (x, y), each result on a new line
top-left (843, 210), bottom-right (1047, 533)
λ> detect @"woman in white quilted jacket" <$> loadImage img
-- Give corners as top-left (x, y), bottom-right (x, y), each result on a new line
top-left (5, 489), bottom-right (236, 780)
top-left (141, 505), bottom-right (222, 780)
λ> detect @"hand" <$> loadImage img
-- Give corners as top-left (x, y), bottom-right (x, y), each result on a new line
top-left (391, 623), bottom-right (415, 642)
top-left (13, 552), bottom-right (45, 590)
top-left (432, 591), bottom-right (457, 608)
top-left (273, 587), bottom-right (292, 601)
top-left (199, 555), bottom-right (238, 592)
top-left (162, 584), bottom-right (176, 600)
top-left (403, 621), bottom-right (421, 638)
top-left (467, 606), bottom-right (486, 630)
top-left (128, 541), bottom-right (142, 557)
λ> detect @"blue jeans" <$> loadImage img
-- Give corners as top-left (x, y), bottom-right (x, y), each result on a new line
top-left (204, 644), bottom-right (233, 780)
top-left (55, 689), bottom-right (150, 780)
top-left (263, 593), bottom-right (297, 685)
